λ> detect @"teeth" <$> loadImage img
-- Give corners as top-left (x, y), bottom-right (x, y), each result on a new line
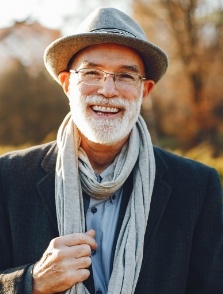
top-left (92, 105), bottom-right (119, 113)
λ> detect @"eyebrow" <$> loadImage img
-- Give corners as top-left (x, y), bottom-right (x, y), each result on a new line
top-left (80, 61), bottom-right (140, 73)
top-left (120, 65), bottom-right (140, 73)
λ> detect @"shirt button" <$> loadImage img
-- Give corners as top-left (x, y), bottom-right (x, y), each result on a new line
top-left (91, 207), bottom-right (97, 214)
top-left (96, 291), bottom-right (102, 294)
top-left (91, 250), bottom-right (96, 256)
top-left (112, 194), bottom-right (116, 200)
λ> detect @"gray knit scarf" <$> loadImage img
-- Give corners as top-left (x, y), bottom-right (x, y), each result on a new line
top-left (55, 112), bottom-right (156, 294)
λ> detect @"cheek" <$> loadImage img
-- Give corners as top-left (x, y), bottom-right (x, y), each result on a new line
top-left (122, 89), bottom-right (141, 102)
top-left (69, 79), bottom-right (96, 96)
top-left (123, 93), bottom-right (141, 103)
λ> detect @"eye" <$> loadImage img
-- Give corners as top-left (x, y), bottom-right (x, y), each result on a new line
top-left (83, 69), bottom-right (101, 77)
top-left (117, 72), bottom-right (136, 81)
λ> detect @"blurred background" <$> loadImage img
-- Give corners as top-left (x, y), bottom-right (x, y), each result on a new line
top-left (0, 0), bottom-right (223, 182)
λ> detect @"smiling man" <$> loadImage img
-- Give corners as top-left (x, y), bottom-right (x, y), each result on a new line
top-left (0, 7), bottom-right (223, 294)
top-left (59, 43), bottom-right (154, 172)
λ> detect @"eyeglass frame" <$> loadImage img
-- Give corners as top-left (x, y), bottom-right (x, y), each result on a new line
top-left (69, 68), bottom-right (147, 89)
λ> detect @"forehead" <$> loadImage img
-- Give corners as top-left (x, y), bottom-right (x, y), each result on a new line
top-left (71, 43), bottom-right (145, 72)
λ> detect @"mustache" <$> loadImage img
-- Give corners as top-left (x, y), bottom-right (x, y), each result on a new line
top-left (83, 95), bottom-right (132, 108)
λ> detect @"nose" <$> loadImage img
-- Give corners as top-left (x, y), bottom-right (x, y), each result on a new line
top-left (97, 74), bottom-right (119, 98)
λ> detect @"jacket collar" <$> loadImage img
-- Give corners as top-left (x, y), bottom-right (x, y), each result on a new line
top-left (41, 141), bottom-right (57, 172)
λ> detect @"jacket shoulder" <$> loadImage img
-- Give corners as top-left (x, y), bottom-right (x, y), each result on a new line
top-left (153, 145), bottom-right (221, 184)
top-left (154, 145), bottom-right (213, 171)
top-left (0, 141), bottom-right (57, 172)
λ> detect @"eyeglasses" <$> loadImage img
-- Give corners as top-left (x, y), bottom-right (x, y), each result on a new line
top-left (69, 68), bottom-right (146, 89)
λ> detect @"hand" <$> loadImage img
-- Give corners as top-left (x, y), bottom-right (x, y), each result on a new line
top-left (32, 230), bottom-right (97, 294)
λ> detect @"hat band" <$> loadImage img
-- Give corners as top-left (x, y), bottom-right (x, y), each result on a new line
top-left (91, 28), bottom-right (136, 38)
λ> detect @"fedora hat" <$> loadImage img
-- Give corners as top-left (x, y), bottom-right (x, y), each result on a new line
top-left (44, 7), bottom-right (168, 83)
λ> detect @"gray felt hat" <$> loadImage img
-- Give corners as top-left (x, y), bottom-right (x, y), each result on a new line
top-left (44, 7), bottom-right (168, 83)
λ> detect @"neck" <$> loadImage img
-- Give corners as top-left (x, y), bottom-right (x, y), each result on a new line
top-left (79, 134), bottom-right (129, 174)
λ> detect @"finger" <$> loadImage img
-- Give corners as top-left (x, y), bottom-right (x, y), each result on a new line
top-left (68, 268), bottom-right (91, 284)
top-left (69, 244), bottom-right (92, 258)
top-left (72, 256), bottom-right (92, 270)
top-left (59, 233), bottom-right (97, 249)
top-left (85, 229), bottom-right (96, 238)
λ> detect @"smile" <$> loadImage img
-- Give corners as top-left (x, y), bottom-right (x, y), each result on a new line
top-left (91, 105), bottom-right (121, 115)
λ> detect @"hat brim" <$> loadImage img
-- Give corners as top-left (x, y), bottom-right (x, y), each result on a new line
top-left (44, 33), bottom-right (168, 83)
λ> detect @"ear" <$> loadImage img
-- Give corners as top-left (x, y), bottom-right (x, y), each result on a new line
top-left (142, 80), bottom-right (155, 100)
top-left (58, 71), bottom-right (70, 94)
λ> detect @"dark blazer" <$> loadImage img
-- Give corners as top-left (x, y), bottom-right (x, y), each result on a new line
top-left (0, 141), bottom-right (222, 294)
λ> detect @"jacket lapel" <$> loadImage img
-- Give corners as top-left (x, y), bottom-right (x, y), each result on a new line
top-left (37, 142), bottom-right (58, 230)
top-left (141, 147), bottom-right (172, 269)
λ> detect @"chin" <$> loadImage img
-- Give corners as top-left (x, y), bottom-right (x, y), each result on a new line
top-left (81, 130), bottom-right (128, 146)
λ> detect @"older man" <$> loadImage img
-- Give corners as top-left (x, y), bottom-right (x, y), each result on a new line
top-left (0, 7), bottom-right (222, 294)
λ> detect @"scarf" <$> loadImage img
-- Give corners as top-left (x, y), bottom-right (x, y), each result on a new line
top-left (55, 112), bottom-right (156, 294)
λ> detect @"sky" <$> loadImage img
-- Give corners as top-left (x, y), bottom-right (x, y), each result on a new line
top-left (0, 0), bottom-right (131, 34)
top-left (0, 0), bottom-right (222, 34)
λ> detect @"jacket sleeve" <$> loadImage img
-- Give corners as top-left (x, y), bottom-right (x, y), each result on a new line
top-left (0, 158), bottom-right (33, 294)
top-left (186, 168), bottom-right (223, 294)
top-left (0, 265), bottom-right (33, 294)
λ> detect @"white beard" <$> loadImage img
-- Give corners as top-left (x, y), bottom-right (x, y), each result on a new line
top-left (67, 83), bottom-right (143, 146)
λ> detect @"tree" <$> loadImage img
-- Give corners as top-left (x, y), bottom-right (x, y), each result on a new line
top-left (133, 0), bottom-right (223, 148)
top-left (0, 59), bottom-right (69, 145)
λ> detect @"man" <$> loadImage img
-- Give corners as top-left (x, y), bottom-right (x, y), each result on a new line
top-left (0, 7), bottom-right (222, 294)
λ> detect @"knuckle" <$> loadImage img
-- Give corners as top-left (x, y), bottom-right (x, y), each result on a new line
top-left (84, 244), bottom-right (91, 255)
top-left (76, 246), bottom-right (83, 256)
top-left (65, 272), bottom-right (77, 287)
top-left (80, 269), bottom-right (90, 281)
top-left (77, 233), bottom-right (85, 243)
top-left (66, 269), bottom-right (90, 284)
top-left (52, 248), bottom-right (62, 262)
top-left (45, 244), bottom-right (62, 262)
top-left (50, 237), bottom-right (61, 248)
top-left (84, 256), bottom-right (92, 267)
top-left (78, 244), bottom-right (91, 256)
top-left (81, 244), bottom-right (91, 255)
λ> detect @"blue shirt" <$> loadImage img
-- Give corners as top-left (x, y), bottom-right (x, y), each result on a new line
top-left (85, 167), bottom-right (123, 294)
